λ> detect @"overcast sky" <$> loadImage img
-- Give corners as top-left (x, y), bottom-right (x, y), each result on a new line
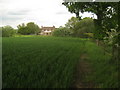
top-left (0, 0), bottom-right (97, 28)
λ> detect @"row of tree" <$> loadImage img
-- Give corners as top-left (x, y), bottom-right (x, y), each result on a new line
top-left (1, 17), bottom-right (94, 38)
top-left (52, 17), bottom-right (94, 38)
top-left (17, 22), bottom-right (40, 35)
top-left (1, 22), bottom-right (40, 37)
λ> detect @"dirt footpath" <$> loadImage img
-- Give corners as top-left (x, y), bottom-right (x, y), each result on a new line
top-left (71, 54), bottom-right (95, 88)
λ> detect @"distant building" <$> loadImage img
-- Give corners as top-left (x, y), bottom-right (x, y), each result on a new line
top-left (39, 26), bottom-right (55, 35)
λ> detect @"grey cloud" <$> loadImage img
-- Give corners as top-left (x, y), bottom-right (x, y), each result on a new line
top-left (7, 9), bottom-right (30, 15)
top-left (1, 15), bottom-right (23, 21)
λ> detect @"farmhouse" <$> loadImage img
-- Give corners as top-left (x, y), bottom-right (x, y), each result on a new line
top-left (39, 26), bottom-right (55, 35)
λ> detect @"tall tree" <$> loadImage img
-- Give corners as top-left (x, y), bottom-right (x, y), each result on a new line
top-left (62, 1), bottom-right (119, 62)
top-left (62, 2), bottom-right (118, 40)
top-left (17, 22), bottom-right (40, 35)
top-left (73, 17), bottom-right (95, 37)
top-left (17, 23), bottom-right (28, 35)
top-left (26, 22), bottom-right (40, 35)
top-left (65, 17), bottom-right (79, 30)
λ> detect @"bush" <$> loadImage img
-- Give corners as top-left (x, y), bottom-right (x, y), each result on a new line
top-left (74, 18), bottom-right (94, 36)
top-left (17, 22), bottom-right (40, 35)
top-left (52, 27), bottom-right (72, 37)
top-left (83, 33), bottom-right (93, 38)
top-left (2, 26), bottom-right (16, 37)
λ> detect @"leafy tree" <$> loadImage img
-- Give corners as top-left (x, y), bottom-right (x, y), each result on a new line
top-left (62, 2), bottom-right (118, 40)
top-left (2, 26), bottom-right (16, 37)
top-left (65, 17), bottom-right (79, 30)
top-left (73, 17), bottom-right (95, 37)
top-left (62, 2), bottom-right (119, 62)
top-left (17, 22), bottom-right (40, 35)
top-left (52, 27), bottom-right (72, 37)
top-left (26, 22), bottom-right (40, 35)
top-left (65, 17), bottom-right (95, 37)
top-left (17, 23), bottom-right (28, 35)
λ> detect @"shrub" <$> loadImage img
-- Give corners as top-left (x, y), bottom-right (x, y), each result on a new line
top-left (2, 26), bottom-right (16, 37)
top-left (52, 27), bottom-right (72, 37)
top-left (17, 22), bottom-right (40, 35)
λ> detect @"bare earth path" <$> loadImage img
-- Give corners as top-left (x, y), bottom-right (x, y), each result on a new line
top-left (71, 54), bottom-right (95, 88)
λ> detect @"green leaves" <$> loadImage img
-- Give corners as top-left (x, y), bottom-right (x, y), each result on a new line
top-left (17, 22), bottom-right (40, 35)
top-left (64, 17), bottom-right (95, 38)
top-left (52, 27), bottom-right (72, 37)
top-left (2, 25), bottom-right (16, 37)
top-left (63, 2), bottom-right (119, 40)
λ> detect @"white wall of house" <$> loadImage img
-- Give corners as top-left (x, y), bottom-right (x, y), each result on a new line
top-left (39, 26), bottom-right (55, 35)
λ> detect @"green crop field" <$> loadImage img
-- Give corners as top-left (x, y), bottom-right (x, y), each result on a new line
top-left (2, 36), bottom-right (118, 88)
